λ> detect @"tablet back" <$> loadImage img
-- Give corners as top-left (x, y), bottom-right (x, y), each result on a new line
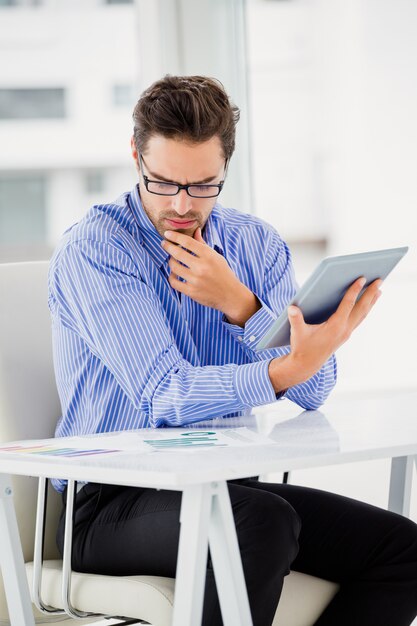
top-left (257, 246), bottom-right (408, 349)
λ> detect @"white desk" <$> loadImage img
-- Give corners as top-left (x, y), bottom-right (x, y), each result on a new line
top-left (0, 388), bottom-right (416, 626)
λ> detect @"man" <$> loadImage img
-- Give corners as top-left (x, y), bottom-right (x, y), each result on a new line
top-left (49, 75), bottom-right (417, 626)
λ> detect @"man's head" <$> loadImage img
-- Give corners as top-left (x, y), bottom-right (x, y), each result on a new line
top-left (132, 75), bottom-right (240, 161)
top-left (131, 75), bottom-right (240, 237)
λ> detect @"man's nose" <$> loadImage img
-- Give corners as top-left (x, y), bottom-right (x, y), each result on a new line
top-left (171, 189), bottom-right (193, 215)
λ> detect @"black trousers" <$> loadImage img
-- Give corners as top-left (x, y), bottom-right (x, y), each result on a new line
top-left (57, 479), bottom-right (417, 626)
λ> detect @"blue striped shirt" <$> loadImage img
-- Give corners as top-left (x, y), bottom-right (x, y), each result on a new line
top-left (49, 185), bottom-right (337, 489)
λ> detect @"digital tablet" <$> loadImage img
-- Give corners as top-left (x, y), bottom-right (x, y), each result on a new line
top-left (256, 246), bottom-right (408, 350)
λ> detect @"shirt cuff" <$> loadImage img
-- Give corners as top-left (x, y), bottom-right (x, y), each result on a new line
top-left (233, 359), bottom-right (277, 408)
top-left (222, 297), bottom-right (277, 350)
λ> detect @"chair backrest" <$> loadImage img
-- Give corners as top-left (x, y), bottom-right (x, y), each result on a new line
top-left (0, 261), bottom-right (60, 443)
top-left (0, 261), bottom-right (64, 623)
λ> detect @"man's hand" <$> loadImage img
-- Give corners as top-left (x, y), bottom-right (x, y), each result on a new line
top-left (269, 276), bottom-right (383, 393)
top-left (162, 228), bottom-right (260, 326)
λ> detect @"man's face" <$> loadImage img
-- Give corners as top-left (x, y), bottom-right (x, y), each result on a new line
top-left (131, 134), bottom-right (226, 237)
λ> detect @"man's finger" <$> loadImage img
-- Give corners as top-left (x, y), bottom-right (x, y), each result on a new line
top-left (348, 280), bottom-right (382, 329)
top-left (288, 305), bottom-right (305, 337)
top-left (168, 272), bottom-right (189, 296)
top-left (164, 229), bottom-right (203, 254)
top-left (372, 290), bottom-right (382, 306)
top-left (193, 227), bottom-right (205, 242)
top-left (335, 277), bottom-right (366, 320)
top-left (162, 240), bottom-right (195, 265)
top-left (168, 257), bottom-right (193, 282)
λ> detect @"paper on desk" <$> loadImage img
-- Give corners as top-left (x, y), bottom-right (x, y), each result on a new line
top-left (138, 427), bottom-right (274, 451)
top-left (0, 428), bottom-right (275, 457)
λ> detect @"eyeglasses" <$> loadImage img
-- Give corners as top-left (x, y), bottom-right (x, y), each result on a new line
top-left (139, 154), bottom-right (227, 198)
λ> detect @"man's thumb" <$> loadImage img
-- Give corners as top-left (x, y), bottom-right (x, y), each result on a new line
top-left (288, 305), bottom-right (302, 329)
top-left (194, 227), bottom-right (204, 241)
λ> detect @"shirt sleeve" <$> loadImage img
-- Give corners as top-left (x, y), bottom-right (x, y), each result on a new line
top-left (51, 237), bottom-right (278, 427)
top-left (222, 231), bottom-right (337, 410)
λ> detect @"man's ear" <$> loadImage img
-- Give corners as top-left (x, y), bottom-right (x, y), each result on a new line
top-left (131, 137), bottom-right (140, 174)
top-left (131, 136), bottom-right (138, 162)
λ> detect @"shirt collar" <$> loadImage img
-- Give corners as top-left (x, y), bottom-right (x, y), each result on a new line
top-left (128, 184), bottom-right (225, 267)
top-left (128, 184), bottom-right (168, 267)
top-left (203, 205), bottom-right (224, 255)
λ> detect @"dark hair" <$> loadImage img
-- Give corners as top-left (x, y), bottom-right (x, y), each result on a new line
top-left (133, 75), bottom-right (240, 160)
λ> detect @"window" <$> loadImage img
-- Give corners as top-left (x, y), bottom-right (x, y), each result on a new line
top-left (104, 0), bottom-right (133, 5)
top-left (0, 175), bottom-right (47, 245)
top-left (112, 83), bottom-right (135, 107)
top-left (0, 0), bottom-right (41, 6)
top-left (0, 88), bottom-right (66, 120)
top-left (85, 170), bottom-right (105, 194)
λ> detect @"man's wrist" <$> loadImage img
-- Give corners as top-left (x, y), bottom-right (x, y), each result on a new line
top-left (268, 354), bottom-right (305, 393)
top-left (224, 286), bottom-right (261, 328)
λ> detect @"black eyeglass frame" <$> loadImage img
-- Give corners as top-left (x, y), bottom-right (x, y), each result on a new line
top-left (139, 153), bottom-right (228, 198)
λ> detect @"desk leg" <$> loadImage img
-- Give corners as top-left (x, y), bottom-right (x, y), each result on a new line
top-left (388, 456), bottom-right (415, 517)
top-left (172, 484), bottom-right (212, 626)
top-left (173, 482), bottom-right (253, 626)
top-left (0, 474), bottom-right (35, 626)
top-left (208, 481), bottom-right (253, 626)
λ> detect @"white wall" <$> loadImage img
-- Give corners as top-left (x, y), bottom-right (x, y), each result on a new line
top-left (248, 0), bottom-right (417, 392)
top-left (248, 0), bottom-right (417, 256)
top-left (318, 0), bottom-right (417, 391)
top-left (323, 0), bottom-right (417, 259)
top-left (247, 0), bottom-right (327, 241)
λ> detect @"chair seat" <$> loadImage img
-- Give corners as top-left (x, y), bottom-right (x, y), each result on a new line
top-left (26, 560), bottom-right (338, 626)
top-left (26, 560), bottom-right (175, 626)
top-left (273, 570), bottom-right (339, 626)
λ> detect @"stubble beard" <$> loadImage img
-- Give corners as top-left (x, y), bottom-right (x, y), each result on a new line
top-left (141, 196), bottom-right (205, 239)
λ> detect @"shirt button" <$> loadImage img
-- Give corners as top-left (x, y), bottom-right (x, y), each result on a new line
top-left (249, 335), bottom-right (256, 342)
top-left (238, 336), bottom-right (243, 342)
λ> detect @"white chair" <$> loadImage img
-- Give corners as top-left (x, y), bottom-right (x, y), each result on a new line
top-left (0, 260), bottom-right (338, 626)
